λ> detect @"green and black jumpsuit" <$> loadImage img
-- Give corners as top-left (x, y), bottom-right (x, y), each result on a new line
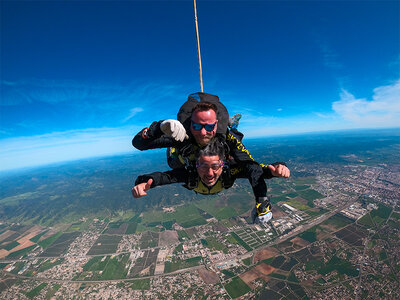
top-left (132, 120), bottom-right (269, 198)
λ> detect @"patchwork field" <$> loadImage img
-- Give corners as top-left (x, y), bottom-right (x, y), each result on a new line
top-left (87, 235), bottom-right (122, 255)
top-left (77, 254), bottom-right (130, 280)
top-left (254, 247), bottom-right (280, 263)
top-left (139, 231), bottom-right (159, 249)
top-left (224, 276), bottom-right (251, 298)
top-left (198, 267), bottom-right (220, 284)
top-left (290, 236), bottom-right (311, 248)
top-left (334, 224), bottom-right (366, 247)
top-left (130, 249), bottom-right (159, 276)
top-left (240, 263), bottom-right (276, 288)
top-left (39, 232), bottom-right (80, 257)
top-left (159, 230), bottom-right (178, 246)
top-left (104, 222), bottom-right (129, 235)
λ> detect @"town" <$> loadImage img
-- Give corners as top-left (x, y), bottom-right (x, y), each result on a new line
top-left (0, 161), bottom-right (399, 299)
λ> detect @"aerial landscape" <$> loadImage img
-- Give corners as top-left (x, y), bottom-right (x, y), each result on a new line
top-left (1, 0), bottom-right (399, 299)
top-left (0, 129), bottom-right (399, 299)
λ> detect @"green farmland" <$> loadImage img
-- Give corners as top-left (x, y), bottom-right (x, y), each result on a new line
top-left (224, 276), bottom-right (251, 298)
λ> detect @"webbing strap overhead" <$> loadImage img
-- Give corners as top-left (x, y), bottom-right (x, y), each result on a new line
top-left (193, 0), bottom-right (204, 92)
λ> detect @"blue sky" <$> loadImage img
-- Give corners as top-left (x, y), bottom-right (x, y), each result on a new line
top-left (1, 0), bottom-right (399, 171)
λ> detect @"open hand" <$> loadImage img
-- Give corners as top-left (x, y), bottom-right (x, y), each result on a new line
top-left (132, 179), bottom-right (153, 198)
top-left (267, 164), bottom-right (290, 178)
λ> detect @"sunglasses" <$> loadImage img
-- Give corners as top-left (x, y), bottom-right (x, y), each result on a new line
top-left (191, 122), bottom-right (217, 132)
top-left (196, 161), bottom-right (223, 171)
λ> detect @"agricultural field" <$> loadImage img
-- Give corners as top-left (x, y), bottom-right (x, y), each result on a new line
top-left (231, 232), bottom-right (252, 251)
top-left (29, 230), bottom-right (49, 243)
top-left (0, 231), bottom-right (21, 245)
top-left (358, 213), bottom-right (375, 227)
top-left (292, 177), bottom-right (317, 185)
top-left (306, 207), bottom-right (328, 217)
top-left (125, 222), bottom-right (139, 234)
top-left (66, 220), bottom-right (91, 232)
top-left (180, 217), bottom-right (207, 228)
top-left (164, 256), bottom-right (202, 273)
top-left (38, 232), bottom-right (63, 249)
top-left (37, 258), bottom-right (64, 273)
top-left (322, 213), bottom-right (353, 229)
top-left (139, 231), bottom-right (159, 249)
top-left (219, 219), bottom-right (236, 228)
top-left (103, 222), bottom-right (129, 235)
top-left (201, 236), bottom-right (228, 254)
top-left (6, 245), bottom-right (36, 259)
top-left (224, 276), bottom-right (251, 298)
top-left (141, 204), bottom-right (207, 228)
top-left (367, 203), bottom-right (392, 226)
top-left (279, 257), bottom-right (299, 272)
top-left (318, 255), bottom-right (359, 277)
top-left (76, 254), bottom-right (130, 280)
top-left (177, 230), bottom-right (190, 241)
top-left (259, 278), bottom-right (307, 299)
top-left (296, 224), bottom-right (330, 244)
top-left (195, 193), bottom-right (252, 220)
top-left (297, 189), bottom-right (324, 201)
top-left (128, 278), bottom-right (150, 290)
top-left (283, 198), bottom-right (311, 211)
top-left (270, 195), bottom-right (290, 205)
top-left (2, 241), bottom-right (19, 251)
top-left (87, 235), bottom-right (122, 255)
top-left (235, 226), bottom-right (272, 250)
top-left (269, 256), bottom-right (286, 269)
top-left (159, 230), bottom-right (179, 246)
top-left (130, 249), bottom-right (159, 276)
top-left (268, 182), bottom-right (288, 195)
top-left (24, 283), bottom-right (48, 299)
top-left (39, 232), bottom-right (80, 257)
top-left (0, 276), bottom-right (18, 293)
top-left (334, 224), bottom-right (367, 247)
top-left (294, 184), bottom-right (310, 191)
top-left (9, 261), bottom-right (26, 274)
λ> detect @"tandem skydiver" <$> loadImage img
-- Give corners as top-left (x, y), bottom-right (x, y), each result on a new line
top-left (132, 139), bottom-right (289, 224)
top-left (131, 92), bottom-right (290, 223)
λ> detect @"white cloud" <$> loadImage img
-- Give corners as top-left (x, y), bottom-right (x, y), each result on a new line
top-left (0, 126), bottom-right (141, 172)
top-left (314, 112), bottom-right (332, 119)
top-left (123, 107), bottom-right (144, 122)
top-left (332, 79), bottom-right (400, 127)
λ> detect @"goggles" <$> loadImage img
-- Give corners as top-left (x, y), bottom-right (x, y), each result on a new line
top-left (196, 161), bottom-right (223, 171)
top-left (191, 122), bottom-right (217, 132)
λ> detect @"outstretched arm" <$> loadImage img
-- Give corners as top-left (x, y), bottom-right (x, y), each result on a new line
top-left (132, 169), bottom-right (188, 198)
top-left (132, 121), bottom-right (188, 151)
top-left (260, 162), bottom-right (290, 179)
top-left (231, 161), bottom-right (290, 197)
top-left (225, 132), bottom-right (268, 198)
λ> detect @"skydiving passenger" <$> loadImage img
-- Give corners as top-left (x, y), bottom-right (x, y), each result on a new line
top-left (132, 92), bottom-right (290, 222)
top-left (132, 139), bottom-right (289, 224)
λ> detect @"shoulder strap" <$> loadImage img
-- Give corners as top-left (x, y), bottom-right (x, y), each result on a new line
top-left (221, 164), bottom-right (234, 189)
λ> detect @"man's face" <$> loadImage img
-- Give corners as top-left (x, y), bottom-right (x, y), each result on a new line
top-left (196, 155), bottom-right (223, 187)
top-left (190, 109), bottom-right (218, 146)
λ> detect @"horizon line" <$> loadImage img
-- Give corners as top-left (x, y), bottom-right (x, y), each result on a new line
top-left (1, 126), bottom-right (399, 175)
